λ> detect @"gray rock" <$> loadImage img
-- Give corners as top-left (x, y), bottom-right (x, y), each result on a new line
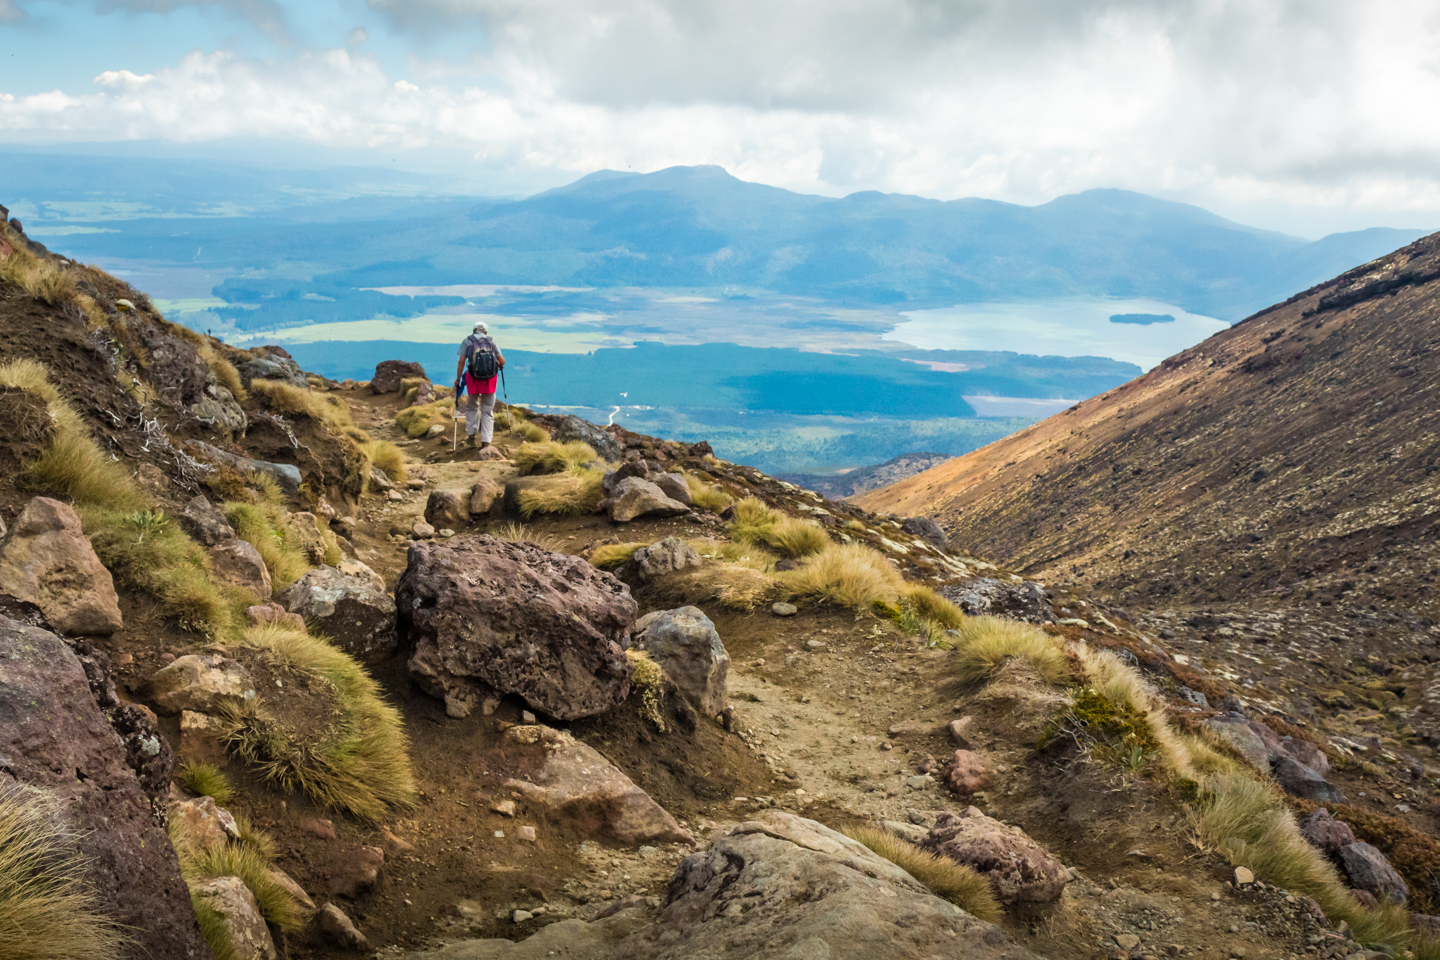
top-left (771, 602), bottom-right (798, 617)
top-left (178, 494), bottom-right (235, 546)
top-left (1205, 714), bottom-right (1272, 772)
top-left (195, 875), bottom-right (278, 960)
top-left (603, 460), bottom-right (649, 494)
top-left (552, 415), bottom-right (622, 461)
top-left (281, 561), bottom-right (397, 664)
top-left (652, 472), bottom-right (693, 507)
top-left (609, 477), bottom-right (689, 523)
top-left (425, 489), bottom-right (470, 529)
top-left (1279, 736), bottom-right (1331, 777)
top-left (187, 440), bottom-right (302, 495)
top-left (0, 497), bottom-right (123, 635)
top-left (150, 653), bottom-right (255, 714)
top-left (403, 812), bottom-right (1034, 960)
top-left (1178, 686), bottom-right (1210, 709)
top-left (901, 516), bottom-right (947, 551)
top-left (1271, 755), bottom-right (1344, 803)
top-left (189, 383), bottom-right (247, 437)
top-left (635, 606), bottom-right (730, 716)
top-left (629, 537), bottom-right (702, 581)
top-left (1338, 842), bottom-right (1409, 904)
top-left (501, 724), bottom-right (692, 846)
top-left (369, 465), bottom-right (395, 491)
top-left (1299, 809), bottom-right (1356, 855)
top-left (398, 535), bottom-right (635, 720)
top-left (209, 538), bottom-right (273, 601)
top-left (315, 902), bottom-right (370, 951)
top-left (942, 578), bottom-right (1049, 622)
top-left (922, 807), bottom-right (1070, 904)
top-left (238, 354), bottom-right (308, 389)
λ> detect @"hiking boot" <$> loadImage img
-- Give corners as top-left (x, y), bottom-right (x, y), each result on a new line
top-left (465, 434), bottom-right (478, 449)
top-left (479, 441), bottom-right (491, 450)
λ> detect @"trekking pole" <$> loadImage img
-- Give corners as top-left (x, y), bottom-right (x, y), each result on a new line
top-left (500, 368), bottom-right (509, 430)
top-left (452, 380), bottom-right (460, 452)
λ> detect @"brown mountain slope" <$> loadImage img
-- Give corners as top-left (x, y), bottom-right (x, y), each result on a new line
top-left (858, 231), bottom-right (1440, 622)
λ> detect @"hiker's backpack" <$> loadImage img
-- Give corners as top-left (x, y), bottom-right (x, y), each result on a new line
top-left (466, 336), bottom-right (499, 380)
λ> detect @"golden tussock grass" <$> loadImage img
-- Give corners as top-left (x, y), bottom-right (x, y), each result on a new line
top-left (590, 542), bottom-right (645, 569)
top-left (507, 420), bottom-right (550, 443)
top-left (395, 397), bottom-right (456, 438)
top-left (727, 497), bottom-right (831, 557)
top-left (196, 342), bottom-right (246, 400)
top-left (169, 812), bottom-right (304, 934)
top-left (952, 616), bottom-right (1071, 686)
top-left (651, 564), bottom-right (777, 611)
top-left (490, 522), bottom-right (566, 554)
top-left (515, 468), bottom-right (605, 519)
top-left (0, 358), bottom-right (147, 512)
top-left (220, 625), bottom-right (416, 822)
top-left (248, 379), bottom-right (356, 433)
top-left (626, 649), bottom-right (666, 730)
top-left (513, 440), bottom-right (599, 476)
top-left (364, 439), bottom-right (408, 483)
top-left (0, 782), bottom-right (128, 960)
top-left (843, 826), bottom-right (1002, 923)
top-left (685, 473), bottom-right (734, 513)
top-left (692, 539), bottom-right (778, 572)
top-left (224, 501), bottom-right (312, 590)
top-left (176, 761), bottom-right (235, 806)
top-left (900, 585), bottom-right (966, 630)
top-left (779, 542), bottom-right (904, 608)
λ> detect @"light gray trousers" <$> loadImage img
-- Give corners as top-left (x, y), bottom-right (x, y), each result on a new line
top-left (464, 392), bottom-right (497, 442)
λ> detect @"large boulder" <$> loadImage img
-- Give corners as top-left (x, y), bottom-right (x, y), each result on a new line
top-left (150, 653), bottom-right (256, 714)
top-left (629, 537), bottom-right (702, 582)
top-left (405, 811), bottom-right (1036, 960)
top-left (921, 807), bottom-right (1070, 904)
top-left (1204, 714), bottom-right (1273, 771)
top-left (371, 359), bottom-right (429, 395)
top-left (603, 459), bottom-right (650, 494)
top-left (178, 494), bottom-right (236, 546)
top-left (1271, 755), bottom-right (1344, 802)
top-left (238, 353), bottom-right (308, 389)
top-left (652, 472), bottom-right (693, 507)
top-left (470, 477), bottom-right (503, 515)
top-left (634, 606), bottom-right (730, 717)
top-left (189, 383), bottom-right (248, 437)
top-left (210, 538), bottom-right (273, 601)
top-left (552, 414), bottom-right (622, 461)
top-left (1338, 842), bottom-right (1409, 904)
top-left (398, 536), bottom-right (635, 720)
top-left (0, 497), bottom-right (123, 635)
top-left (1299, 809), bottom-right (1357, 855)
top-left (194, 876), bottom-right (278, 960)
top-left (502, 725), bottom-right (691, 845)
top-left (280, 561), bottom-right (397, 664)
top-left (425, 489), bottom-right (470, 529)
top-left (609, 477), bottom-right (689, 523)
top-left (0, 616), bottom-right (214, 960)
top-left (901, 516), bottom-right (948, 550)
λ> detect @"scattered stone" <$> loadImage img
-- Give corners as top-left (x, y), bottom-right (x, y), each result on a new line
top-left (1338, 842), bottom-right (1409, 904)
top-left (518, 825), bottom-right (537, 842)
top-left (469, 477), bottom-right (503, 516)
top-left (329, 844), bottom-right (386, 899)
top-left (426, 424), bottom-right (446, 439)
top-left (301, 818), bottom-right (338, 840)
top-left (399, 535), bottom-right (635, 720)
top-left (425, 489), bottom-right (470, 529)
top-left (1271, 755), bottom-right (1345, 803)
top-left (269, 866), bottom-right (316, 910)
top-left (948, 717), bottom-right (975, 747)
top-left (945, 750), bottom-right (990, 796)
top-left (628, 537), bottom-right (702, 581)
top-left (314, 902), bottom-right (370, 951)
top-left (608, 476), bottom-right (689, 523)
top-left (771, 602), bottom-right (798, 617)
top-left (806, 640), bottom-right (827, 651)
top-left (177, 494), bottom-right (235, 546)
top-left (371, 359), bottom-right (428, 394)
top-left (280, 562), bottom-right (397, 663)
top-left (922, 807), bottom-right (1070, 903)
top-left (1234, 866), bottom-right (1254, 885)
top-left (502, 725), bottom-right (692, 846)
top-left (522, 710), bottom-right (537, 724)
top-left (369, 466), bottom-right (395, 491)
top-left (475, 445), bottom-right (507, 461)
top-left (0, 497), bottom-right (123, 635)
top-left (513, 909), bottom-right (534, 923)
top-left (1299, 809), bottom-right (1356, 855)
top-left (901, 516), bottom-right (947, 551)
top-left (169, 795), bottom-right (240, 852)
top-left (209, 538), bottom-right (273, 601)
top-left (634, 606), bottom-right (730, 716)
top-left (1115, 934), bottom-right (1141, 951)
top-left (493, 800), bottom-right (516, 817)
top-left (906, 775), bottom-right (931, 790)
top-left (288, 511), bottom-right (331, 562)
top-left (603, 459), bottom-right (649, 493)
top-left (194, 876), bottom-right (278, 960)
top-left (652, 472), bottom-right (693, 506)
top-left (150, 654), bottom-right (255, 714)
top-left (245, 602), bottom-right (306, 632)
top-left (178, 710), bottom-right (228, 764)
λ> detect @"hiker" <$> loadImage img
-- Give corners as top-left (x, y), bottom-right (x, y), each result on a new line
top-left (454, 321), bottom-right (506, 449)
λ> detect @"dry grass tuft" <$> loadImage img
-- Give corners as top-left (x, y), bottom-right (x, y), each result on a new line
top-left (685, 474), bottom-right (734, 513)
top-left (220, 625), bottom-right (416, 822)
top-left (626, 649), bottom-right (666, 730)
top-left (0, 782), bottom-right (128, 960)
top-left (177, 761), bottom-right (235, 805)
top-left (224, 501), bottom-right (312, 590)
top-left (248, 379), bottom-right (357, 434)
top-left (901, 585), bottom-right (966, 630)
top-left (952, 616), bottom-right (1072, 686)
top-left (727, 497), bottom-right (834, 557)
top-left (692, 539), bottom-right (779, 572)
top-left (395, 398), bottom-right (456, 438)
top-left (170, 812), bottom-right (303, 934)
top-left (513, 440), bottom-right (600, 476)
top-left (197, 342), bottom-right (246, 400)
top-left (651, 564), bottom-right (777, 611)
top-left (779, 543), bottom-right (904, 608)
top-left (844, 826), bottom-right (1002, 923)
top-left (590, 542), bottom-right (645, 569)
top-left (515, 468), bottom-right (606, 519)
top-left (364, 439), bottom-right (408, 483)
top-left (490, 522), bottom-right (566, 554)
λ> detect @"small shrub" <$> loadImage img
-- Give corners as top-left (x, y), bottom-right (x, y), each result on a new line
top-left (221, 625), bottom-right (416, 822)
top-left (952, 616), bottom-right (1071, 686)
top-left (686, 474), bottom-right (734, 513)
top-left (515, 468), bottom-right (605, 518)
top-left (0, 782), bottom-right (127, 960)
top-left (513, 441), bottom-right (599, 476)
top-left (177, 761), bottom-right (234, 805)
top-left (365, 440), bottom-right (408, 482)
top-left (843, 825), bottom-right (1002, 923)
top-left (591, 542), bottom-right (645, 569)
top-left (626, 650), bottom-right (666, 731)
top-left (779, 543), bottom-right (904, 608)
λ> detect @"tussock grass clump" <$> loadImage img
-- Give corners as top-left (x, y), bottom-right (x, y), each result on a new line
top-left (507, 420), bottom-right (550, 443)
top-left (224, 501), bottom-right (311, 590)
top-left (843, 826), bottom-right (1002, 923)
top-left (513, 440), bottom-right (599, 476)
top-left (728, 497), bottom-right (831, 557)
top-left (490, 522), bottom-right (565, 554)
top-left (170, 813), bottom-right (303, 934)
top-left (780, 543), bottom-right (904, 608)
top-left (626, 650), bottom-right (666, 731)
top-left (901, 585), bottom-right (965, 630)
top-left (191, 897), bottom-right (239, 960)
top-left (693, 539), bottom-right (779, 572)
top-left (591, 542), bottom-right (645, 569)
top-left (197, 342), bottom-right (246, 400)
top-left (221, 625), bottom-right (416, 822)
top-left (248, 379), bottom-right (357, 434)
top-left (952, 616), bottom-right (1071, 686)
top-left (515, 468), bottom-right (606, 519)
top-left (685, 474), bottom-right (734, 513)
top-left (395, 397), bottom-right (456, 438)
top-left (0, 782), bottom-right (128, 960)
top-left (0, 358), bottom-right (147, 512)
top-left (177, 761), bottom-right (235, 806)
top-left (653, 564), bottom-right (777, 611)
top-left (80, 506), bottom-right (240, 636)
top-left (364, 440), bottom-right (408, 483)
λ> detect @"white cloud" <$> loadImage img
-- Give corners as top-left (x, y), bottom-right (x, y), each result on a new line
top-left (0, 0), bottom-right (24, 23)
top-left (2, 0), bottom-right (1439, 233)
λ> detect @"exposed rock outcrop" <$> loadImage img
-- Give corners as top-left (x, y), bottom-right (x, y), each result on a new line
top-left (178, 494), bottom-right (236, 546)
top-left (150, 653), bottom-right (256, 714)
top-left (209, 538), bottom-right (273, 600)
top-left (398, 536), bottom-right (634, 720)
top-left (633, 606), bottom-right (729, 717)
top-left (280, 561), bottom-right (397, 663)
top-left (0, 496), bottom-right (123, 635)
top-left (609, 477), bottom-right (689, 523)
top-left (628, 537), bottom-right (702, 582)
top-left (921, 807), bottom-right (1070, 904)
top-left (371, 359), bottom-right (429, 394)
top-left (552, 414), bottom-right (622, 461)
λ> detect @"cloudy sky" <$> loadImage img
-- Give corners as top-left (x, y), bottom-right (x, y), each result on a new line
top-left (3, 0), bottom-right (1439, 235)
